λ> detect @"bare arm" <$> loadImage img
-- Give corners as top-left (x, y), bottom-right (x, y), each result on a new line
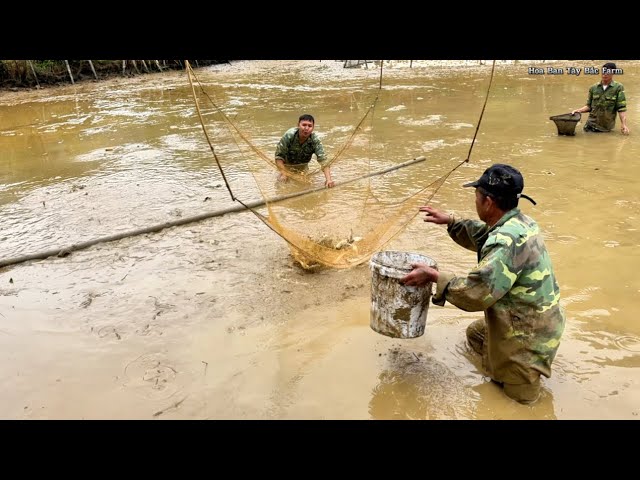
top-left (571, 105), bottom-right (590, 115)
top-left (322, 167), bottom-right (334, 188)
top-left (619, 111), bottom-right (630, 135)
top-left (313, 136), bottom-right (334, 187)
top-left (275, 158), bottom-right (288, 182)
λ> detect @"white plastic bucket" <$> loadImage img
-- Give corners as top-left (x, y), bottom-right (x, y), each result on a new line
top-left (369, 251), bottom-right (437, 339)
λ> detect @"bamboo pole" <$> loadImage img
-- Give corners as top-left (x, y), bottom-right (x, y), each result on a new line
top-left (64, 60), bottom-right (74, 84)
top-left (0, 156), bottom-right (427, 269)
top-left (131, 60), bottom-right (141, 74)
top-left (88, 60), bottom-right (98, 79)
top-left (122, 60), bottom-right (127, 76)
top-left (155, 60), bottom-right (163, 71)
top-left (27, 60), bottom-right (40, 89)
top-left (141, 60), bottom-right (150, 73)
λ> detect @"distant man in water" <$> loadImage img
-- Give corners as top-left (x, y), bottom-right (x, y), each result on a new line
top-left (275, 114), bottom-right (335, 188)
top-left (571, 62), bottom-right (629, 134)
top-left (400, 164), bottom-right (566, 405)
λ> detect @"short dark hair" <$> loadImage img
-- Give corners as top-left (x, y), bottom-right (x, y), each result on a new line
top-left (299, 114), bottom-right (315, 124)
top-left (602, 62), bottom-right (617, 71)
top-left (478, 186), bottom-right (519, 211)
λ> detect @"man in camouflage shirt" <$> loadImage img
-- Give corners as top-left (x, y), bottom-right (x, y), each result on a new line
top-left (401, 164), bottom-right (566, 404)
top-left (275, 114), bottom-right (335, 187)
top-left (571, 62), bottom-right (629, 134)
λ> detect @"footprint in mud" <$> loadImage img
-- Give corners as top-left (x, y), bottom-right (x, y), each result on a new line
top-left (79, 292), bottom-right (102, 309)
top-left (135, 323), bottom-right (162, 336)
top-left (123, 352), bottom-right (180, 400)
top-left (94, 325), bottom-right (123, 340)
top-left (149, 296), bottom-right (175, 323)
top-left (92, 322), bottom-right (161, 339)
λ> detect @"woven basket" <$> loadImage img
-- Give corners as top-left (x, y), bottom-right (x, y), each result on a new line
top-left (550, 112), bottom-right (581, 136)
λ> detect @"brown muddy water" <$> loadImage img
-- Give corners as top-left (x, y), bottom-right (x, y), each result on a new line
top-left (1, 60), bottom-right (639, 419)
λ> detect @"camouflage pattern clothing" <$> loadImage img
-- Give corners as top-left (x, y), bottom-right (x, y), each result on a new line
top-left (432, 208), bottom-right (566, 387)
top-left (275, 127), bottom-right (329, 169)
top-left (584, 80), bottom-right (627, 132)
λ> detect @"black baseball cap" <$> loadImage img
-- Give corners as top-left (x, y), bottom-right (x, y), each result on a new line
top-left (463, 164), bottom-right (537, 205)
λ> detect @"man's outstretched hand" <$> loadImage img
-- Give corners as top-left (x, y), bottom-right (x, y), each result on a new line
top-left (419, 206), bottom-right (450, 225)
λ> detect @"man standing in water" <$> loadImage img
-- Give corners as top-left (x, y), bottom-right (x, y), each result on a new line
top-left (571, 62), bottom-right (630, 134)
top-left (400, 164), bottom-right (566, 405)
top-left (275, 114), bottom-right (335, 187)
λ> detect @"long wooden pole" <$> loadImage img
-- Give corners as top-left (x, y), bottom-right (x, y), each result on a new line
top-left (27, 60), bottom-right (40, 89)
top-left (0, 156), bottom-right (427, 269)
top-left (88, 60), bottom-right (98, 79)
top-left (64, 60), bottom-right (74, 84)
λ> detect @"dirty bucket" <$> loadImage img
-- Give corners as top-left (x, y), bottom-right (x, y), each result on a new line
top-left (369, 251), bottom-right (437, 339)
top-left (550, 112), bottom-right (581, 136)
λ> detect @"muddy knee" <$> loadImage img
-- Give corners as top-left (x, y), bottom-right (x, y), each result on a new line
top-left (466, 319), bottom-right (486, 355)
top-left (503, 380), bottom-right (541, 405)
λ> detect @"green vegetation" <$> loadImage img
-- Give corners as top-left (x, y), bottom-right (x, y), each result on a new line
top-left (0, 60), bottom-right (229, 90)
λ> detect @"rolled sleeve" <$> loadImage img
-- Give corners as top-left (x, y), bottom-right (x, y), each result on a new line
top-left (433, 271), bottom-right (455, 306)
top-left (616, 87), bottom-right (627, 112)
top-left (432, 241), bottom-right (518, 312)
top-left (275, 128), bottom-right (296, 162)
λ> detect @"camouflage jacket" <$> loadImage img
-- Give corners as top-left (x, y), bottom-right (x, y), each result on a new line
top-left (584, 80), bottom-right (627, 132)
top-left (433, 208), bottom-right (566, 384)
top-left (274, 127), bottom-right (328, 168)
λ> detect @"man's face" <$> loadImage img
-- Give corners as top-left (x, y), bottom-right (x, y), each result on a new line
top-left (601, 70), bottom-right (613, 85)
top-left (475, 188), bottom-right (491, 221)
top-left (298, 120), bottom-right (314, 140)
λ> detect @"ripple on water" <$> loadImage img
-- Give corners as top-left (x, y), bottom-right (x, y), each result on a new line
top-left (556, 234), bottom-right (578, 244)
top-left (614, 335), bottom-right (640, 353)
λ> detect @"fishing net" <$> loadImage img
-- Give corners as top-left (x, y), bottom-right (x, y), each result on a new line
top-left (186, 61), bottom-right (494, 270)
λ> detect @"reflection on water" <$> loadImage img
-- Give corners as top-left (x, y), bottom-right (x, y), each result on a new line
top-left (369, 345), bottom-right (557, 420)
top-left (369, 348), bottom-right (475, 420)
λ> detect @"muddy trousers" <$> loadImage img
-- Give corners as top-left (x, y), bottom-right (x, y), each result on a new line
top-left (583, 123), bottom-right (611, 132)
top-left (466, 319), bottom-right (541, 404)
